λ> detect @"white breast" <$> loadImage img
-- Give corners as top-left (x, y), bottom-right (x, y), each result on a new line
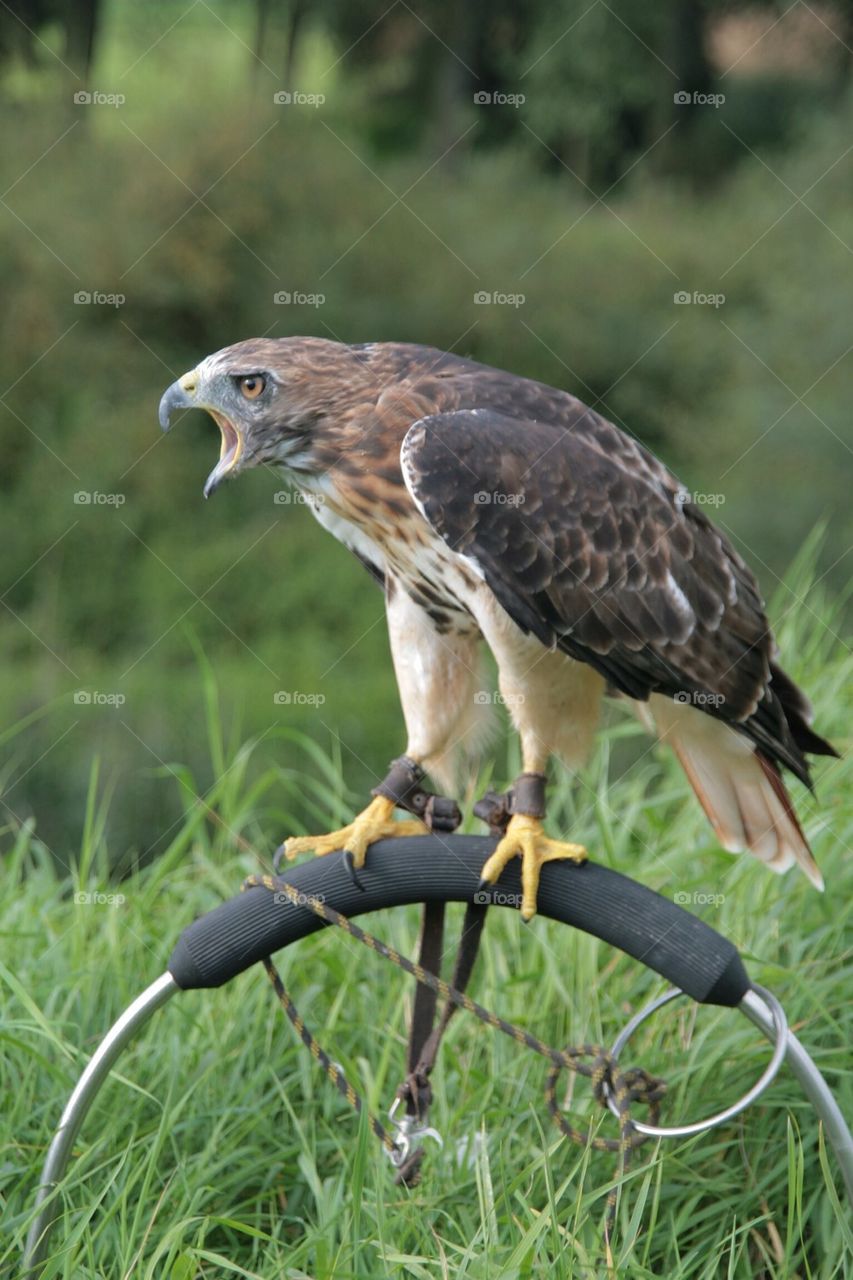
top-left (296, 473), bottom-right (388, 578)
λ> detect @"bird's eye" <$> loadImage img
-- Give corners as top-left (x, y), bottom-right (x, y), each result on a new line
top-left (238, 374), bottom-right (266, 400)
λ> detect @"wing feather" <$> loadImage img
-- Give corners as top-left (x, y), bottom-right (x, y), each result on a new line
top-left (401, 407), bottom-right (824, 784)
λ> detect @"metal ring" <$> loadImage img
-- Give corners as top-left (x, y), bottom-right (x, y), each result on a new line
top-left (604, 983), bottom-right (788, 1139)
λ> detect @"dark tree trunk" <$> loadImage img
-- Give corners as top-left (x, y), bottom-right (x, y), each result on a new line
top-left (673, 0), bottom-right (714, 99)
top-left (832, 0), bottom-right (853, 99)
top-left (283, 0), bottom-right (308, 92)
top-left (427, 6), bottom-right (473, 161)
top-left (667, 0), bottom-right (717, 181)
top-left (253, 0), bottom-right (272, 80)
top-left (63, 0), bottom-right (100, 85)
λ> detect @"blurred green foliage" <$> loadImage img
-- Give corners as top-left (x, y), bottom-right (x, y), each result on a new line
top-left (0, 1), bottom-right (850, 863)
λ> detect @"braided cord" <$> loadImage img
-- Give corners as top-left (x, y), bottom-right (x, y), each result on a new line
top-left (243, 872), bottom-right (667, 1232)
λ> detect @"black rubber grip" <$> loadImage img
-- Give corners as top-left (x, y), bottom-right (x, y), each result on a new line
top-left (168, 837), bottom-right (749, 1006)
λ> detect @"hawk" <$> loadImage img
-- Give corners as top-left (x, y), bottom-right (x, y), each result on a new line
top-left (159, 338), bottom-right (835, 917)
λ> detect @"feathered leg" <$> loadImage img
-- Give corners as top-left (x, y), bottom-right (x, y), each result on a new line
top-left (281, 576), bottom-right (485, 869)
top-left (475, 602), bottom-right (604, 918)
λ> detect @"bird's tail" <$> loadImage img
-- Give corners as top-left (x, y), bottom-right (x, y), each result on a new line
top-left (646, 693), bottom-right (824, 889)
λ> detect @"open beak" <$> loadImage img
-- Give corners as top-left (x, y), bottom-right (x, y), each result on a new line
top-left (158, 375), bottom-right (245, 499)
top-left (202, 411), bottom-right (244, 499)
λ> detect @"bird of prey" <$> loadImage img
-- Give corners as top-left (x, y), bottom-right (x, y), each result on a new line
top-left (159, 338), bottom-right (835, 917)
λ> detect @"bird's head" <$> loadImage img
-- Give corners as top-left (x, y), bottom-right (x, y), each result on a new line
top-left (158, 336), bottom-right (362, 497)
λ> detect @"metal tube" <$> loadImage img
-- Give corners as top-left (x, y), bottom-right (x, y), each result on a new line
top-left (740, 987), bottom-right (853, 1207)
top-left (607, 984), bottom-right (789, 1139)
top-left (23, 972), bottom-right (179, 1276)
top-left (22, 971), bottom-right (853, 1276)
top-left (606, 984), bottom-right (853, 1206)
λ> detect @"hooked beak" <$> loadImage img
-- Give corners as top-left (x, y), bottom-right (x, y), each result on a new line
top-left (158, 374), bottom-right (194, 432)
top-left (158, 372), bottom-right (245, 499)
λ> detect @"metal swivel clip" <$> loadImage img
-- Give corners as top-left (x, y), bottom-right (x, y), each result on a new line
top-left (386, 1096), bottom-right (443, 1168)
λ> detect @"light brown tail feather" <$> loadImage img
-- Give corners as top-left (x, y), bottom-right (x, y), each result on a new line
top-left (646, 694), bottom-right (824, 890)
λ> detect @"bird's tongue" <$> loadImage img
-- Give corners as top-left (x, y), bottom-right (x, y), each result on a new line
top-left (203, 413), bottom-right (243, 499)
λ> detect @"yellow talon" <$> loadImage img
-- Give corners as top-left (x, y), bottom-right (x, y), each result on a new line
top-left (479, 813), bottom-right (587, 921)
top-left (281, 794), bottom-right (428, 869)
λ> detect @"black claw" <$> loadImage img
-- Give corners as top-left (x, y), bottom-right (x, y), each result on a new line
top-left (475, 877), bottom-right (494, 906)
top-left (273, 844), bottom-right (287, 873)
top-left (343, 849), bottom-right (366, 891)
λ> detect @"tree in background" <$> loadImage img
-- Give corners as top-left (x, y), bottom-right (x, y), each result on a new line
top-left (0, 0), bottom-right (101, 81)
top-left (1, 0), bottom-right (848, 185)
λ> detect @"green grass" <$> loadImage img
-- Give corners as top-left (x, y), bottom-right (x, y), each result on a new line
top-left (2, 558), bottom-right (851, 1278)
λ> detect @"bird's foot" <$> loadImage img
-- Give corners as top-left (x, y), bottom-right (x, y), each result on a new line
top-left (279, 795), bottom-right (428, 872)
top-left (478, 814), bottom-right (587, 921)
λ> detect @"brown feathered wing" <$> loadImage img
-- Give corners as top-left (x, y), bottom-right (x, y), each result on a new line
top-left (401, 408), bottom-right (834, 886)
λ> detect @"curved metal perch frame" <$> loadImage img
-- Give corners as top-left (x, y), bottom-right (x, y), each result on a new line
top-left (24, 837), bottom-right (853, 1274)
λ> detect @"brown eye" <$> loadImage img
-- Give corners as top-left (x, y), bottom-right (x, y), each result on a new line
top-left (239, 374), bottom-right (265, 400)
